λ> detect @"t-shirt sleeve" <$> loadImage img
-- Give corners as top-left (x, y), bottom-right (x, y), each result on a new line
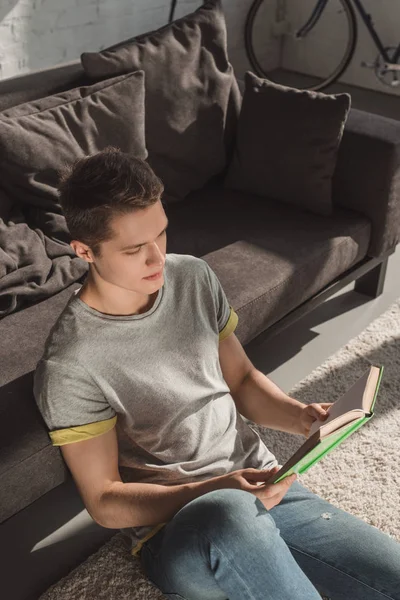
top-left (204, 261), bottom-right (239, 341)
top-left (33, 359), bottom-right (117, 446)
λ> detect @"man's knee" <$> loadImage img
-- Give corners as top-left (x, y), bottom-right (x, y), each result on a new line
top-left (174, 488), bottom-right (277, 537)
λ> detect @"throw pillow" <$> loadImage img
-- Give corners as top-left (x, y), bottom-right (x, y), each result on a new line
top-left (224, 71), bottom-right (351, 216)
top-left (0, 70), bottom-right (147, 215)
top-left (81, 0), bottom-right (241, 203)
top-left (0, 70), bottom-right (146, 318)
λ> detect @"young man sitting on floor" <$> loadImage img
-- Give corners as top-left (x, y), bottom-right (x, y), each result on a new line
top-left (34, 147), bottom-right (400, 600)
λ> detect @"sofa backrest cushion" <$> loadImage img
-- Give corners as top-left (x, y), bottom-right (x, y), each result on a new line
top-left (0, 62), bottom-right (89, 113)
top-left (0, 70), bottom-right (147, 213)
top-left (224, 72), bottom-right (351, 217)
top-left (81, 0), bottom-right (241, 204)
top-left (0, 70), bottom-right (147, 318)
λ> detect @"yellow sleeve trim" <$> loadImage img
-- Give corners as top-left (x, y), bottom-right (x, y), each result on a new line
top-left (50, 415), bottom-right (117, 446)
top-left (219, 306), bottom-right (238, 342)
top-left (131, 522), bottom-right (167, 558)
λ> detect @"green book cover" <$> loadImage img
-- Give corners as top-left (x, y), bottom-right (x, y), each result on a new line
top-left (270, 365), bottom-right (384, 484)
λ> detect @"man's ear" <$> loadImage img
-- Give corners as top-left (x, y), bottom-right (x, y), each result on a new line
top-left (70, 241), bottom-right (93, 262)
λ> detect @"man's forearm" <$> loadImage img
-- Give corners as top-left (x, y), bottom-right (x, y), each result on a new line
top-left (232, 368), bottom-right (304, 434)
top-left (96, 476), bottom-right (223, 529)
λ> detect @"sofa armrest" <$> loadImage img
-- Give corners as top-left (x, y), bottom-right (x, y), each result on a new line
top-left (332, 108), bottom-right (400, 258)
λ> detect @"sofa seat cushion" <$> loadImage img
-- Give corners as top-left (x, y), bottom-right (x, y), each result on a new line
top-left (165, 183), bottom-right (371, 345)
top-left (0, 282), bottom-right (82, 523)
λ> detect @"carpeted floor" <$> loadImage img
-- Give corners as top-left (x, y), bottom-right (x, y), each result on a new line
top-left (39, 298), bottom-right (400, 599)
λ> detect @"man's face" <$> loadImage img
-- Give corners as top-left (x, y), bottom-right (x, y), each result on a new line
top-left (76, 199), bottom-right (168, 295)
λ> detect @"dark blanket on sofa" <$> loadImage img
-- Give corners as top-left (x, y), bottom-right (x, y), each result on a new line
top-left (0, 202), bottom-right (88, 319)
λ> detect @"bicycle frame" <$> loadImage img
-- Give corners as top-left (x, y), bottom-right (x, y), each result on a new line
top-left (351, 0), bottom-right (400, 64)
top-left (168, 0), bottom-right (179, 24)
top-left (300, 0), bottom-right (400, 65)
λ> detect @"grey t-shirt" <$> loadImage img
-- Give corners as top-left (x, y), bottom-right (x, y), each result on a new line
top-left (33, 253), bottom-right (278, 555)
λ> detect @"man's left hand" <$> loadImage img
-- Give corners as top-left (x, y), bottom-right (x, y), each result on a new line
top-left (298, 402), bottom-right (334, 438)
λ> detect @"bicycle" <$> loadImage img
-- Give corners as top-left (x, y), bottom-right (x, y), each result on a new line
top-left (245, 0), bottom-right (400, 91)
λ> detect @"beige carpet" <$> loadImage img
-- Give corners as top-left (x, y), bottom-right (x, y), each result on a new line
top-left (39, 298), bottom-right (400, 599)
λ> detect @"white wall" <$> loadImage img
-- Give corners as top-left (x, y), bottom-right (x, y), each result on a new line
top-left (0, 0), bottom-right (234, 81)
top-left (0, 0), bottom-right (278, 83)
top-left (0, 0), bottom-right (196, 80)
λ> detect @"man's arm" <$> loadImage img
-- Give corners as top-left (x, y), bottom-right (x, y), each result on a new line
top-left (219, 333), bottom-right (304, 434)
top-left (60, 426), bottom-right (222, 529)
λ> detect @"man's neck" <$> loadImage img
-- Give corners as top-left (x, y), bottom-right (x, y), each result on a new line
top-left (78, 279), bottom-right (158, 317)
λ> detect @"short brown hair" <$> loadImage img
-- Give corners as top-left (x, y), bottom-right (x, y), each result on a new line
top-left (58, 147), bottom-right (164, 257)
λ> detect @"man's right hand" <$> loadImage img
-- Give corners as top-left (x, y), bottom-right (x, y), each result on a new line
top-left (214, 467), bottom-right (297, 511)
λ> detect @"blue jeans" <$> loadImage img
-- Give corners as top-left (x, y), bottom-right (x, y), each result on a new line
top-left (140, 481), bottom-right (400, 600)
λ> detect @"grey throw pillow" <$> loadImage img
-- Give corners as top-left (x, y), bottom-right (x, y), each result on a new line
top-left (0, 70), bottom-right (147, 318)
top-left (81, 0), bottom-right (241, 203)
top-left (224, 72), bottom-right (351, 216)
top-left (0, 70), bottom-right (147, 214)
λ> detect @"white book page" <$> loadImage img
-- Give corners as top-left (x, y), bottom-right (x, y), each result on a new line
top-left (308, 367), bottom-right (378, 438)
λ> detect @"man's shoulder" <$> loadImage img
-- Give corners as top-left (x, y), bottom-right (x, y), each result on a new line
top-left (38, 293), bottom-right (84, 365)
top-left (166, 253), bottom-right (208, 276)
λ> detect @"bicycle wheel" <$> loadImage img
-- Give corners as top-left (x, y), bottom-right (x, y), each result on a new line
top-left (245, 0), bottom-right (357, 91)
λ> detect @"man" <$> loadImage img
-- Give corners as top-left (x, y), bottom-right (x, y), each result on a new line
top-left (34, 147), bottom-right (400, 600)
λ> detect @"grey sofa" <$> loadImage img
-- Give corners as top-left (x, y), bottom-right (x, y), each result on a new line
top-left (1, 20), bottom-right (400, 530)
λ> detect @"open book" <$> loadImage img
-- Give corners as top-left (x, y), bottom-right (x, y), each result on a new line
top-left (269, 365), bottom-right (384, 484)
